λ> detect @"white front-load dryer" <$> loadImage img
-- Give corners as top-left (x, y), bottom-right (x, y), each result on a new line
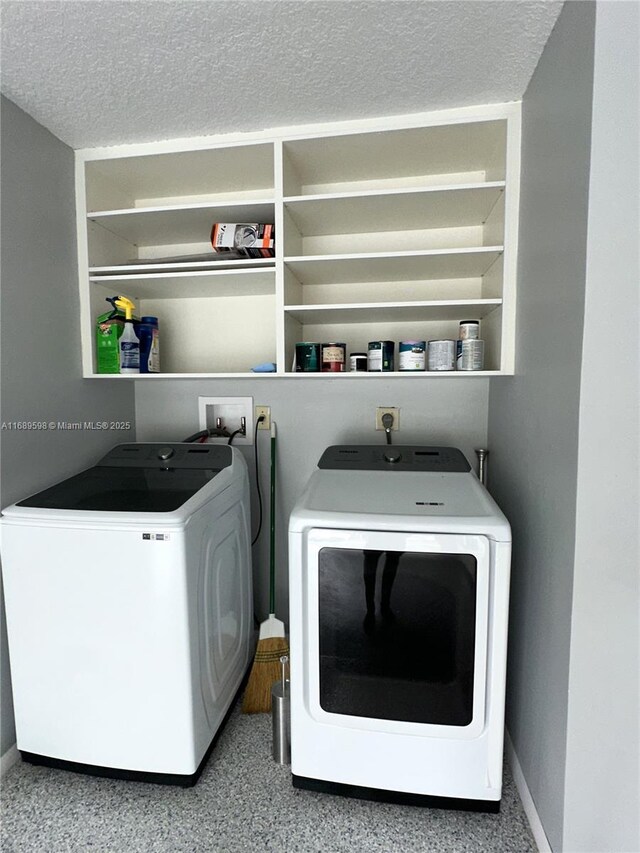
top-left (288, 445), bottom-right (511, 811)
top-left (1, 443), bottom-right (253, 786)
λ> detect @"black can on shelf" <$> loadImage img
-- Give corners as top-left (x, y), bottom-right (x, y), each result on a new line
top-left (349, 352), bottom-right (368, 372)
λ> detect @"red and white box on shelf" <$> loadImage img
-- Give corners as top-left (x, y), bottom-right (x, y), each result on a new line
top-left (210, 223), bottom-right (275, 258)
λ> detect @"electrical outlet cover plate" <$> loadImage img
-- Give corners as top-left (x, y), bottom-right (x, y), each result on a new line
top-left (255, 406), bottom-right (271, 429)
top-left (376, 407), bottom-right (399, 430)
top-left (198, 396), bottom-right (254, 444)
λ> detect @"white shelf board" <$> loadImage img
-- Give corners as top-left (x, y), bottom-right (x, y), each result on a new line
top-left (86, 370), bottom-right (502, 379)
top-left (285, 248), bottom-right (503, 285)
top-left (90, 257), bottom-right (275, 275)
top-left (284, 183), bottom-right (504, 236)
top-left (86, 372), bottom-right (277, 379)
top-left (281, 370), bottom-right (502, 377)
top-left (284, 299), bottom-right (502, 325)
top-left (90, 267), bottom-right (275, 299)
top-left (87, 201), bottom-right (275, 245)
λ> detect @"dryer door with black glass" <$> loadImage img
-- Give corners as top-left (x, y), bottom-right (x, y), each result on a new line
top-left (304, 528), bottom-right (490, 739)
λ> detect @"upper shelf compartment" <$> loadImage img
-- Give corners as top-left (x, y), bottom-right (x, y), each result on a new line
top-left (87, 202), bottom-right (276, 246)
top-left (282, 121), bottom-right (507, 196)
top-left (283, 184), bottom-right (505, 236)
top-left (84, 143), bottom-right (276, 270)
top-left (85, 142), bottom-right (275, 211)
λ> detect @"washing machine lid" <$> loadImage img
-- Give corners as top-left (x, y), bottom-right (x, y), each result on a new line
top-left (10, 444), bottom-right (233, 514)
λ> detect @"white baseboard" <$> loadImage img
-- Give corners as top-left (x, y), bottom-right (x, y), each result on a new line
top-left (505, 729), bottom-right (552, 853)
top-left (1, 743), bottom-right (20, 777)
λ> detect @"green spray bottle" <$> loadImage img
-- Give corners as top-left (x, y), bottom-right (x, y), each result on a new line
top-left (115, 295), bottom-right (140, 374)
top-left (96, 297), bottom-right (126, 374)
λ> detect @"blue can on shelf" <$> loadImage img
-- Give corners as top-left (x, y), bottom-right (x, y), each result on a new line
top-left (138, 316), bottom-right (160, 373)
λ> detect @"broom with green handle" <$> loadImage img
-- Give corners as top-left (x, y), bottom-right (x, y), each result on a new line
top-left (243, 421), bottom-right (289, 713)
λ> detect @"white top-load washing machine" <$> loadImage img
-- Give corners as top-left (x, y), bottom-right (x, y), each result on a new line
top-left (1, 442), bottom-right (253, 786)
top-left (288, 445), bottom-right (511, 811)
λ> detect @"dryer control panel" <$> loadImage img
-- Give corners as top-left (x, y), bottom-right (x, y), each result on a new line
top-left (318, 445), bottom-right (471, 472)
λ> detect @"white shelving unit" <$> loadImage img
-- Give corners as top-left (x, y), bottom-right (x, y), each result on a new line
top-left (76, 104), bottom-right (521, 377)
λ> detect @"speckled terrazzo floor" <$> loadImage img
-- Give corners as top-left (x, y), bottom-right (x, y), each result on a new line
top-left (1, 700), bottom-right (536, 853)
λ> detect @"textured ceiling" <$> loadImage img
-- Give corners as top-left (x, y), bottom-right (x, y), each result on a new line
top-left (0, 0), bottom-right (563, 150)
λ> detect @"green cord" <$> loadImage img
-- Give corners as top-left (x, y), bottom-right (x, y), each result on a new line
top-left (269, 429), bottom-right (276, 615)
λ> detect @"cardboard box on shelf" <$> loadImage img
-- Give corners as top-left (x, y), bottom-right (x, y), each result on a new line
top-left (211, 223), bottom-right (275, 258)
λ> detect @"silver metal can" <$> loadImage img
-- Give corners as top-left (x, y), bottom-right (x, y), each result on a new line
top-left (427, 340), bottom-right (456, 371)
top-left (459, 320), bottom-right (480, 341)
top-left (456, 339), bottom-right (485, 370)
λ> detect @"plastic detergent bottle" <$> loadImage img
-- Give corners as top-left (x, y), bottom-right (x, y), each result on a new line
top-left (138, 316), bottom-right (160, 373)
top-left (96, 298), bottom-right (126, 374)
top-left (115, 296), bottom-right (140, 374)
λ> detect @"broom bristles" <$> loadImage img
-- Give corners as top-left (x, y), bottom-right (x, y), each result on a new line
top-left (242, 635), bottom-right (290, 714)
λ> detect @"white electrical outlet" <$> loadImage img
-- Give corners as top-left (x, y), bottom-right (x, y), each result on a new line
top-left (255, 405), bottom-right (271, 429)
top-left (197, 396), bottom-right (254, 444)
top-left (376, 407), bottom-right (399, 430)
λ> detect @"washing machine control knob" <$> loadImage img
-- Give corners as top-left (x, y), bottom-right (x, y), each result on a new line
top-left (383, 450), bottom-right (402, 464)
top-left (157, 447), bottom-right (175, 461)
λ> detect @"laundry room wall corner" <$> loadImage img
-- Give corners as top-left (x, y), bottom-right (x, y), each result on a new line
top-left (0, 96), bottom-right (136, 757)
top-left (487, 2), bottom-right (596, 850)
top-left (562, 4), bottom-right (640, 851)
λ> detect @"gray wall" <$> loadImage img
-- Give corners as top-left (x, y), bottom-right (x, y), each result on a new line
top-left (0, 97), bottom-right (136, 755)
top-left (135, 378), bottom-right (490, 620)
top-left (562, 3), bottom-right (640, 851)
top-left (487, 3), bottom-right (596, 850)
